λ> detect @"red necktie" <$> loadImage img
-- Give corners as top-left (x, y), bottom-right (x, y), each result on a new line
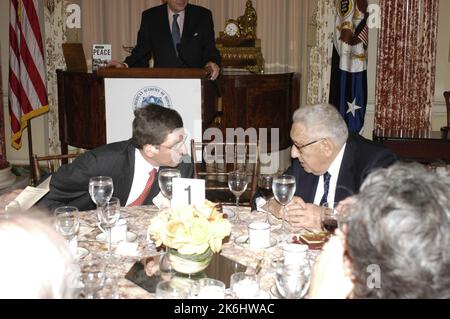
top-left (129, 169), bottom-right (157, 206)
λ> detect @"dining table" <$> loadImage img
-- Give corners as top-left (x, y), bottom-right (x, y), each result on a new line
top-left (75, 205), bottom-right (320, 299)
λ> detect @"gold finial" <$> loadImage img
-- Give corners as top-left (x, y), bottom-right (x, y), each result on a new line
top-left (237, 0), bottom-right (257, 39)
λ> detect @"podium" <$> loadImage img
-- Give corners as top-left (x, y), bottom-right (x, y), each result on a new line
top-left (57, 69), bottom-right (299, 154)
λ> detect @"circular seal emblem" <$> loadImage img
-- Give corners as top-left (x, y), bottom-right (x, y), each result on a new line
top-left (132, 86), bottom-right (173, 109)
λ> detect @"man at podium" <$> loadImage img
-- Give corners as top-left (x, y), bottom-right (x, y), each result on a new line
top-left (109, 0), bottom-right (221, 80)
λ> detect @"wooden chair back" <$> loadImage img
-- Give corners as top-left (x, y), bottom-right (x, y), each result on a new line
top-left (32, 153), bottom-right (80, 186)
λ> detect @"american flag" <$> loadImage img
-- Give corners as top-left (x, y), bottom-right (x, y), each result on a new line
top-left (9, 0), bottom-right (48, 150)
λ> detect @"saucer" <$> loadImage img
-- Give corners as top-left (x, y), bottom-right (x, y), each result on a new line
top-left (96, 231), bottom-right (137, 244)
top-left (234, 235), bottom-right (277, 249)
top-left (75, 247), bottom-right (89, 259)
top-left (221, 206), bottom-right (236, 219)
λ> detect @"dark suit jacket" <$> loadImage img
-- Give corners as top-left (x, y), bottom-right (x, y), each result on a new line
top-left (124, 3), bottom-right (221, 68)
top-left (38, 139), bottom-right (193, 212)
top-left (252, 134), bottom-right (397, 209)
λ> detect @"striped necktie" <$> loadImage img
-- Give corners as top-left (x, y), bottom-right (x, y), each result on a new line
top-left (319, 171), bottom-right (331, 206)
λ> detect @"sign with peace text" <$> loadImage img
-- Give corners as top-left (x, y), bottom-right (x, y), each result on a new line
top-left (171, 178), bottom-right (205, 207)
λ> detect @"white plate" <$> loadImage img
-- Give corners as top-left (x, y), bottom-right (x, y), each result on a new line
top-left (75, 247), bottom-right (89, 259)
top-left (234, 235), bottom-right (277, 249)
top-left (96, 231), bottom-right (137, 244)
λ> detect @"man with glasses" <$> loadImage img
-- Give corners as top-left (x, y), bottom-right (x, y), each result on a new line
top-left (38, 104), bottom-right (192, 211)
top-left (254, 103), bottom-right (396, 231)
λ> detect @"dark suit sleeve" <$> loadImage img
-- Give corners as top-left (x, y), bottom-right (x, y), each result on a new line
top-left (201, 10), bottom-right (221, 66)
top-left (36, 152), bottom-right (100, 212)
top-left (124, 12), bottom-right (153, 67)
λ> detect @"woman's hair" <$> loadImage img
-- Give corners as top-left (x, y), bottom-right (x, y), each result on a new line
top-left (292, 104), bottom-right (349, 147)
top-left (132, 103), bottom-right (183, 149)
top-left (0, 213), bottom-right (78, 298)
top-left (346, 162), bottom-right (450, 298)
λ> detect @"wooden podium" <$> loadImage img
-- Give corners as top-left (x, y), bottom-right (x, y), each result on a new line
top-left (57, 68), bottom-right (299, 154)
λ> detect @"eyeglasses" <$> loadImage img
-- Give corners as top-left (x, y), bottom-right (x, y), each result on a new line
top-left (158, 135), bottom-right (188, 152)
top-left (293, 138), bottom-right (324, 153)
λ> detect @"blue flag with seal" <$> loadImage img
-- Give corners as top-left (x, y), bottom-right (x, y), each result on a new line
top-left (329, 0), bottom-right (369, 133)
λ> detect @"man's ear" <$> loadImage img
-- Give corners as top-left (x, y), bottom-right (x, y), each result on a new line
top-left (143, 144), bottom-right (159, 157)
top-left (321, 138), bottom-right (335, 157)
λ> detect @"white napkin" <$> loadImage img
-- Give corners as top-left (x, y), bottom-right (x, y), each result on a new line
top-left (152, 192), bottom-right (170, 209)
top-left (115, 242), bottom-right (139, 257)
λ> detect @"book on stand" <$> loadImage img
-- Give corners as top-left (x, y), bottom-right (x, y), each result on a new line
top-left (92, 44), bottom-right (112, 70)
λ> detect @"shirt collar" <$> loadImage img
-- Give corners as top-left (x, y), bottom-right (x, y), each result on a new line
top-left (167, 6), bottom-right (185, 19)
top-left (135, 148), bottom-right (157, 174)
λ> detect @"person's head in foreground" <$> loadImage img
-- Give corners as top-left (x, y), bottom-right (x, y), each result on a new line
top-left (0, 213), bottom-right (77, 298)
top-left (132, 103), bottom-right (187, 167)
top-left (309, 162), bottom-right (450, 298)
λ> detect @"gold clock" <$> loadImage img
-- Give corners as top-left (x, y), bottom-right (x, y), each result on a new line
top-left (224, 20), bottom-right (240, 37)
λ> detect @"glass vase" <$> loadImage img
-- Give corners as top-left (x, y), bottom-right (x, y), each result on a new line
top-left (168, 247), bottom-right (213, 275)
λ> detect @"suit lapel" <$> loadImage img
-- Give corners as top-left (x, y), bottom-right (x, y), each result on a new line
top-left (181, 4), bottom-right (193, 43)
top-left (335, 139), bottom-right (357, 201)
top-left (158, 4), bottom-right (178, 57)
top-left (115, 142), bottom-right (136, 205)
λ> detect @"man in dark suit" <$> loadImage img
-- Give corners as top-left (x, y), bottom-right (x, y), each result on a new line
top-left (38, 104), bottom-right (192, 212)
top-left (254, 103), bottom-right (397, 231)
top-left (109, 0), bottom-right (221, 80)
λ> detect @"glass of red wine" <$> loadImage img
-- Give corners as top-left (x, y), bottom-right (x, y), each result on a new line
top-left (258, 174), bottom-right (273, 222)
top-left (321, 202), bottom-right (339, 236)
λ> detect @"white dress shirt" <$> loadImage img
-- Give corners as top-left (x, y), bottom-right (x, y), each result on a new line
top-left (313, 143), bottom-right (347, 206)
top-left (168, 8), bottom-right (185, 36)
top-left (126, 149), bottom-right (158, 206)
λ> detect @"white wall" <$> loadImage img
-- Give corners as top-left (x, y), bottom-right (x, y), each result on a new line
top-left (1, 0), bottom-right (48, 166)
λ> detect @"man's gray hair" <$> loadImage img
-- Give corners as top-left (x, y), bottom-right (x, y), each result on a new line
top-left (346, 162), bottom-right (450, 298)
top-left (292, 104), bottom-right (349, 147)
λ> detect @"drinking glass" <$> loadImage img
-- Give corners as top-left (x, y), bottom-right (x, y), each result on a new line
top-left (230, 272), bottom-right (260, 299)
top-left (97, 197), bottom-right (121, 258)
top-left (80, 260), bottom-right (106, 299)
top-left (272, 175), bottom-right (296, 239)
top-left (89, 176), bottom-right (114, 210)
top-left (158, 168), bottom-right (181, 207)
top-left (275, 263), bottom-right (310, 299)
top-left (228, 170), bottom-right (249, 223)
top-left (54, 206), bottom-right (80, 256)
top-left (155, 279), bottom-right (191, 299)
top-left (321, 202), bottom-right (339, 235)
top-left (258, 174), bottom-right (273, 222)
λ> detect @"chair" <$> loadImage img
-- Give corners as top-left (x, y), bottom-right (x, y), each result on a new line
top-left (442, 91), bottom-right (450, 137)
top-left (32, 153), bottom-right (80, 186)
top-left (190, 140), bottom-right (260, 205)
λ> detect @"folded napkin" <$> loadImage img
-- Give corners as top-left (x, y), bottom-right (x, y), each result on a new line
top-left (152, 192), bottom-right (170, 210)
top-left (115, 242), bottom-right (139, 257)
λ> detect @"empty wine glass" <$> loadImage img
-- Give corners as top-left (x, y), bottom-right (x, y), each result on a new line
top-left (228, 170), bottom-right (249, 224)
top-left (80, 259), bottom-right (106, 299)
top-left (258, 174), bottom-right (273, 222)
top-left (97, 197), bottom-right (121, 258)
top-left (158, 169), bottom-right (181, 207)
top-left (54, 206), bottom-right (80, 256)
top-left (272, 175), bottom-right (296, 240)
top-left (89, 176), bottom-right (114, 210)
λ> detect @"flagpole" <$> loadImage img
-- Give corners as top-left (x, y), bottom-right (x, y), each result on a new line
top-left (26, 119), bottom-right (34, 185)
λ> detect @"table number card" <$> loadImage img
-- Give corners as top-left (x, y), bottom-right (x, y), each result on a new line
top-left (171, 178), bottom-right (205, 207)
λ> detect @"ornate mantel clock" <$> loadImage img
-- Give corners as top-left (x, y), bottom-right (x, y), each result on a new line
top-left (216, 0), bottom-right (265, 74)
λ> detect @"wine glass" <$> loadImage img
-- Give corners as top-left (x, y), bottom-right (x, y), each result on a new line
top-left (158, 169), bottom-right (181, 207)
top-left (258, 174), bottom-right (273, 222)
top-left (228, 170), bottom-right (249, 224)
top-left (80, 259), bottom-right (106, 299)
top-left (89, 176), bottom-right (114, 210)
top-left (321, 202), bottom-right (339, 236)
top-left (97, 197), bottom-right (121, 258)
top-left (272, 175), bottom-right (296, 240)
top-left (54, 206), bottom-right (80, 256)
top-left (275, 263), bottom-right (310, 299)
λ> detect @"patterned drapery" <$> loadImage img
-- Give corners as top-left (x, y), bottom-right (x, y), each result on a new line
top-left (374, 0), bottom-right (439, 137)
top-left (307, 0), bottom-right (334, 105)
top-left (44, 0), bottom-right (67, 154)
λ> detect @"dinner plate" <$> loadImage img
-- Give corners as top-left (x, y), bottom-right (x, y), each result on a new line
top-left (96, 231), bottom-right (137, 244)
top-left (234, 235), bottom-right (277, 249)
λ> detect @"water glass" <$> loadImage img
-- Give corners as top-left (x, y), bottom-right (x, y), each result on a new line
top-left (54, 206), bottom-right (80, 255)
top-left (89, 176), bottom-right (114, 209)
top-left (195, 278), bottom-right (226, 299)
top-left (275, 263), bottom-right (309, 299)
top-left (230, 272), bottom-right (260, 299)
top-left (158, 169), bottom-right (181, 205)
top-left (228, 170), bottom-right (249, 224)
top-left (97, 197), bottom-right (121, 258)
top-left (272, 175), bottom-right (296, 238)
top-left (156, 279), bottom-right (191, 299)
top-left (80, 260), bottom-right (106, 299)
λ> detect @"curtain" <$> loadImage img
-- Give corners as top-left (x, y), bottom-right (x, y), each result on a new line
top-left (80, 0), bottom-right (309, 101)
top-left (307, 0), bottom-right (334, 104)
top-left (374, 0), bottom-right (439, 137)
top-left (44, 0), bottom-right (67, 154)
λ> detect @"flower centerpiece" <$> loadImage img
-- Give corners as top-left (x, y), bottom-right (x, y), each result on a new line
top-left (147, 200), bottom-right (232, 274)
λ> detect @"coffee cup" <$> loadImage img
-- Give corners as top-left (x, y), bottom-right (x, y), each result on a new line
top-left (248, 222), bottom-right (270, 248)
